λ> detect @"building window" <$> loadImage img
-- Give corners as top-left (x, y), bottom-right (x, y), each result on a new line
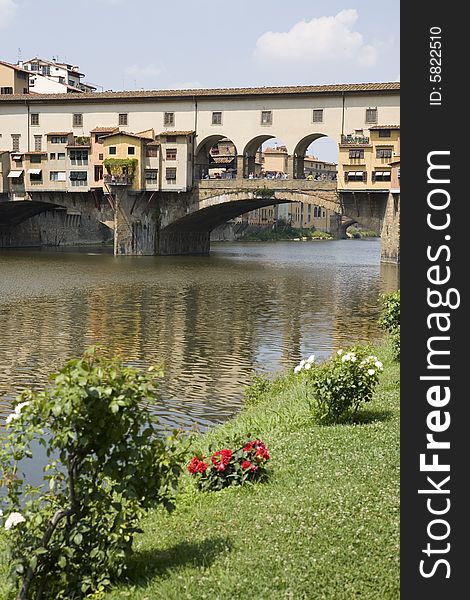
top-left (365, 108), bottom-right (378, 124)
top-left (212, 111), bottom-right (222, 125)
top-left (69, 171), bottom-right (88, 186)
top-left (346, 171), bottom-right (366, 182)
top-left (127, 146), bottom-right (135, 155)
top-left (57, 152), bottom-right (65, 160)
top-left (373, 171), bottom-right (392, 182)
top-left (109, 147), bottom-right (117, 155)
top-left (70, 150), bottom-right (88, 165)
top-left (30, 113), bottom-right (39, 126)
top-left (94, 165), bottom-right (103, 181)
top-left (99, 153), bottom-right (104, 160)
top-left (30, 154), bottom-right (42, 164)
top-left (1, 87), bottom-right (13, 94)
top-left (166, 135), bottom-right (176, 143)
top-left (50, 153), bottom-right (56, 160)
top-left (166, 148), bottom-right (177, 160)
top-left (349, 149), bottom-right (364, 159)
top-left (166, 167), bottom-right (177, 181)
top-left (312, 109), bottom-right (323, 123)
top-left (11, 134), bottom-right (20, 152)
top-left (34, 135), bottom-right (42, 151)
top-left (119, 113), bottom-right (128, 126)
top-left (29, 172), bottom-right (43, 184)
top-left (261, 110), bottom-right (272, 125)
top-left (378, 129), bottom-right (392, 138)
top-left (164, 112), bottom-right (175, 127)
top-left (376, 148), bottom-right (393, 158)
top-left (145, 169), bottom-right (158, 181)
top-left (73, 113), bottom-right (83, 127)
top-left (50, 171), bottom-right (66, 181)
top-left (50, 136), bottom-right (68, 144)
top-left (146, 146), bottom-right (159, 157)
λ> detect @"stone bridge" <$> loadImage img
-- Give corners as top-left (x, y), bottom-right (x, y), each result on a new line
top-left (112, 179), bottom-right (396, 260)
top-left (0, 179), bottom-right (399, 261)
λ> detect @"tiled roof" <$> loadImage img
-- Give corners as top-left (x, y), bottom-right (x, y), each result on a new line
top-left (0, 60), bottom-right (30, 74)
top-left (101, 131), bottom-right (152, 140)
top-left (158, 130), bottom-right (195, 136)
top-left (24, 150), bottom-right (47, 154)
top-left (46, 131), bottom-right (72, 136)
top-left (0, 82), bottom-right (400, 103)
top-left (90, 126), bottom-right (119, 133)
top-left (369, 125), bottom-right (400, 129)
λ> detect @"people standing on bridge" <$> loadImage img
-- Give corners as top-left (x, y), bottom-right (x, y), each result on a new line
top-left (248, 172), bottom-right (254, 179)
top-left (307, 174), bottom-right (313, 181)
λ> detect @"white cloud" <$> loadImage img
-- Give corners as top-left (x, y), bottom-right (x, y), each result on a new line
top-left (0, 0), bottom-right (17, 28)
top-left (254, 9), bottom-right (379, 68)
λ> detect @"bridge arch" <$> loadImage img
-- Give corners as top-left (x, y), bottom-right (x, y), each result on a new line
top-left (243, 135), bottom-right (291, 179)
top-left (293, 133), bottom-right (337, 179)
top-left (194, 134), bottom-right (238, 180)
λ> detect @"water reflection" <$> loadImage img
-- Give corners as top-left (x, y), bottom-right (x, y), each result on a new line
top-left (0, 240), bottom-right (398, 431)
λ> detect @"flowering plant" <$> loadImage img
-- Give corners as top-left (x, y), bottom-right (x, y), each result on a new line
top-left (187, 439), bottom-right (270, 491)
top-left (293, 346), bottom-right (384, 424)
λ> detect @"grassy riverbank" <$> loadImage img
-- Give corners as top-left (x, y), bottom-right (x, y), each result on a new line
top-left (0, 340), bottom-right (399, 599)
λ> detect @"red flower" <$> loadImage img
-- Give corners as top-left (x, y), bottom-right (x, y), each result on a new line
top-left (241, 460), bottom-right (252, 469)
top-left (243, 441), bottom-right (255, 452)
top-left (211, 449), bottom-right (233, 472)
top-left (188, 456), bottom-right (208, 475)
top-left (255, 446), bottom-right (270, 461)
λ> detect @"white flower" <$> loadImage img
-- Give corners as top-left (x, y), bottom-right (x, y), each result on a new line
top-left (0, 509), bottom-right (3, 517)
top-left (294, 365), bottom-right (302, 374)
top-left (5, 412), bottom-right (19, 425)
top-left (341, 354), bottom-right (349, 362)
top-left (375, 361), bottom-right (383, 370)
top-left (337, 349), bottom-right (343, 356)
top-left (350, 355), bottom-right (357, 362)
top-left (368, 355), bottom-right (378, 361)
top-left (307, 354), bottom-right (315, 363)
top-left (304, 363), bottom-right (311, 370)
top-left (367, 369), bottom-right (376, 376)
top-left (4, 512), bottom-right (26, 530)
top-left (299, 360), bottom-right (306, 368)
top-left (14, 401), bottom-right (30, 415)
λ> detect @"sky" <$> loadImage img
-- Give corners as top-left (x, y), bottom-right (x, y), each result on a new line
top-left (0, 0), bottom-right (399, 162)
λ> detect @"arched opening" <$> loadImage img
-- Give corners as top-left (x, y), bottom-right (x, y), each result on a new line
top-left (243, 135), bottom-right (280, 179)
top-left (293, 134), bottom-right (339, 180)
top-left (195, 135), bottom-right (238, 180)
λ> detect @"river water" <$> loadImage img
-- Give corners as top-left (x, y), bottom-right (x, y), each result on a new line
top-left (0, 239), bottom-right (398, 433)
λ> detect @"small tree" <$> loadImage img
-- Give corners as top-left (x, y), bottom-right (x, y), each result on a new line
top-left (0, 348), bottom-right (185, 599)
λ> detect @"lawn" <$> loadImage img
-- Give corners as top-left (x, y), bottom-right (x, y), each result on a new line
top-left (0, 341), bottom-right (399, 600)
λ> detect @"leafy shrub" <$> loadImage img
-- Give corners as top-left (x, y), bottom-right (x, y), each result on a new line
top-left (378, 291), bottom-right (400, 360)
top-left (187, 439), bottom-right (270, 491)
top-left (0, 348), bottom-right (186, 600)
top-left (294, 347), bottom-right (384, 424)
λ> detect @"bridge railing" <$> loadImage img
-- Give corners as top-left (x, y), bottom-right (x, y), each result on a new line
top-left (196, 179), bottom-right (337, 191)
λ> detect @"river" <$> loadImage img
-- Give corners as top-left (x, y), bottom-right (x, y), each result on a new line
top-left (0, 238), bottom-right (398, 432)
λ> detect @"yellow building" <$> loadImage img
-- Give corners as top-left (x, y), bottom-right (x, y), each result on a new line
top-left (102, 129), bottom-right (154, 191)
top-left (338, 125), bottom-right (400, 190)
top-left (0, 61), bottom-right (30, 95)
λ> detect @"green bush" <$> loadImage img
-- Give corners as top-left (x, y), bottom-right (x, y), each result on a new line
top-left (378, 291), bottom-right (400, 360)
top-left (0, 348), bottom-right (186, 600)
top-left (294, 347), bottom-right (384, 424)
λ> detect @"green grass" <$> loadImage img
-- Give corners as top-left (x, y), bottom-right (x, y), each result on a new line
top-left (0, 341), bottom-right (400, 600)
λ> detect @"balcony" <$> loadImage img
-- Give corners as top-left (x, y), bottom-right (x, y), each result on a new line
top-left (340, 134), bottom-right (370, 145)
top-left (104, 174), bottom-right (134, 186)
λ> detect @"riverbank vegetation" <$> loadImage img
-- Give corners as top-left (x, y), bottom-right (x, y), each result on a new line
top-left (346, 225), bottom-right (378, 238)
top-left (241, 225), bottom-right (333, 241)
top-left (1, 312), bottom-right (400, 599)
